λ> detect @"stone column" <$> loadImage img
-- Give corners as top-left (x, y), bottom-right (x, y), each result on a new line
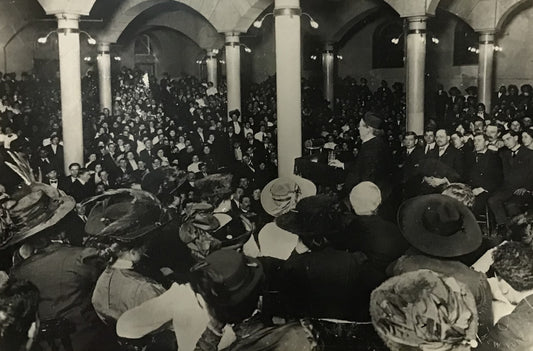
top-left (322, 43), bottom-right (335, 109)
top-left (478, 32), bottom-right (495, 112)
top-left (97, 42), bottom-right (112, 112)
top-left (206, 50), bottom-right (218, 87)
top-left (275, 0), bottom-right (302, 177)
top-left (225, 33), bottom-right (241, 116)
top-left (57, 14), bottom-right (84, 173)
top-left (405, 16), bottom-right (427, 135)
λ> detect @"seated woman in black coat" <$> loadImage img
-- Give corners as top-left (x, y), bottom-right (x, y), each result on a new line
top-left (274, 195), bottom-right (386, 322)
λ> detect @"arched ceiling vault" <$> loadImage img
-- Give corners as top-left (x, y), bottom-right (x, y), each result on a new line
top-left (437, 0), bottom-right (532, 32)
top-left (28, 0), bottom-right (533, 50)
top-left (99, 0), bottom-right (273, 44)
top-left (121, 10), bottom-right (223, 50)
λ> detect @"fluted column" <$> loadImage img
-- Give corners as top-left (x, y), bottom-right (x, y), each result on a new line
top-left (275, 0), bottom-right (302, 177)
top-left (97, 42), bottom-right (112, 112)
top-left (478, 32), bottom-right (495, 112)
top-left (225, 33), bottom-right (241, 116)
top-left (57, 14), bottom-right (84, 173)
top-left (405, 16), bottom-right (427, 135)
top-left (206, 50), bottom-right (218, 87)
top-left (322, 43), bottom-right (335, 108)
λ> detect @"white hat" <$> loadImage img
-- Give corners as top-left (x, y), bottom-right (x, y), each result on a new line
top-left (261, 176), bottom-right (316, 217)
top-left (349, 181), bottom-right (382, 215)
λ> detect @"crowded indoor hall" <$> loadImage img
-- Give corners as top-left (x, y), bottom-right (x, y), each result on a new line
top-left (1, 0), bottom-right (533, 350)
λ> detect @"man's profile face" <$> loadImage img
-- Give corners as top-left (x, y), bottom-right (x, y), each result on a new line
top-left (451, 134), bottom-right (463, 149)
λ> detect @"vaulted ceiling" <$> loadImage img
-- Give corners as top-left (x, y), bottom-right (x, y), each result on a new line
top-left (2, 0), bottom-right (532, 53)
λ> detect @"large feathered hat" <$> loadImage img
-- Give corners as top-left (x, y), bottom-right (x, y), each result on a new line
top-left (0, 152), bottom-right (75, 249)
top-left (370, 269), bottom-right (478, 351)
top-left (82, 189), bottom-right (164, 243)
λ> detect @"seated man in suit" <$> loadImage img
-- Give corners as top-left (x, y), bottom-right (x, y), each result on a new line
top-left (486, 124), bottom-right (505, 151)
top-left (59, 162), bottom-right (81, 195)
top-left (422, 128), bottom-right (437, 157)
top-left (420, 128), bottom-right (464, 193)
top-left (466, 133), bottom-right (503, 216)
top-left (488, 130), bottom-right (533, 234)
top-left (34, 148), bottom-right (56, 177)
top-left (45, 134), bottom-right (64, 174)
top-left (397, 131), bottom-right (424, 199)
top-left (70, 168), bottom-right (95, 203)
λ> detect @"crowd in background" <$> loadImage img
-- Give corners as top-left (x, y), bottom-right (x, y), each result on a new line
top-left (2, 67), bottom-right (533, 351)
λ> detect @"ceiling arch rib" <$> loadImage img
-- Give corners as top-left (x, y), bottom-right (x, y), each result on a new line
top-left (142, 11), bottom-right (223, 49)
top-left (439, 0), bottom-right (533, 32)
top-left (326, 0), bottom-right (383, 44)
top-left (496, 0), bottom-right (533, 31)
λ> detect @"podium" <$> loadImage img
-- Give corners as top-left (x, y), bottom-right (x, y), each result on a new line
top-left (294, 153), bottom-right (346, 186)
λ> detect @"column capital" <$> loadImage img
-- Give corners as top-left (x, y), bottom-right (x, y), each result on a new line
top-left (406, 15), bottom-right (428, 23)
top-left (406, 16), bottom-right (427, 33)
top-left (56, 14), bottom-right (80, 29)
top-left (274, 0), bottom-right (300, 10)
top-left (324, 43), bottom-right (335, 52)
top-left (225, 32), bottom-right (240, 45)
top-left (97, 42), bottom-right (111, 53)
top-left (478, 31), bottom-right (496, 44)
top-left (206, 49), bottom-right (219, 57)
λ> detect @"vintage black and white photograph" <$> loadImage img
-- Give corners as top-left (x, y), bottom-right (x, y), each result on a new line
top-left (1, 0), bottom-right (533, 350)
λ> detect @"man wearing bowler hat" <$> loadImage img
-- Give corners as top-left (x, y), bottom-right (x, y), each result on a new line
top-left (329, 112), bottom-right (393, 200)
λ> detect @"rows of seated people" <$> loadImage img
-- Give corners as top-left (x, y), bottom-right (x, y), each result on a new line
top-left (2, 68), bottom-right (533, 350)
top-left (1, 164), bottom-right (533, 350)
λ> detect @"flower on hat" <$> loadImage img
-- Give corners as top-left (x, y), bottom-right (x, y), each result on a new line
top-left (370, 269), bottom-right (478, 351)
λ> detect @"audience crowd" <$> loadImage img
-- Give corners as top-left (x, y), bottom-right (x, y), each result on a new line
top-left (2, 66), bottom-right (533, 350)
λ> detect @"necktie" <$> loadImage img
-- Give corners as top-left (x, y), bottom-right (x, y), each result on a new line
top-left (512, 150), bottom-right (518, 158)
top-left (50, 180), bottom-right (58, 184)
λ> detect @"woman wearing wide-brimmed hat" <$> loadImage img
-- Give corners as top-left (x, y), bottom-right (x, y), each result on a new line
top-left (390, 194), bottom-right (493, 338)
top-left (242, 175), bottom-right (316, 260)
top-left (3, 151), bottom-right (118, 351)
top-left (275, 195), bottom-right (386, 323)
top-left (82, 189), bottom-right (176, 350)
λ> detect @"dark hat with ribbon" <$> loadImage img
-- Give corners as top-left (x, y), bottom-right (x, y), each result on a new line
top-left (194, 174), bottom-right (234, 200)
top-left (363, 112), bottom-right (383, 130)
top-left (179, 202), bottom-right (252, 259)
top-left (0, 152), bottom-right (75, 249)
top-left (191, 250), bottom-right (263, 307)
top-left (397, 194), bottom-right (482, 257)
top-left (275, 195), bottom-right (341, 238)
top-left (82, 189), bottom-right (164, 243)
